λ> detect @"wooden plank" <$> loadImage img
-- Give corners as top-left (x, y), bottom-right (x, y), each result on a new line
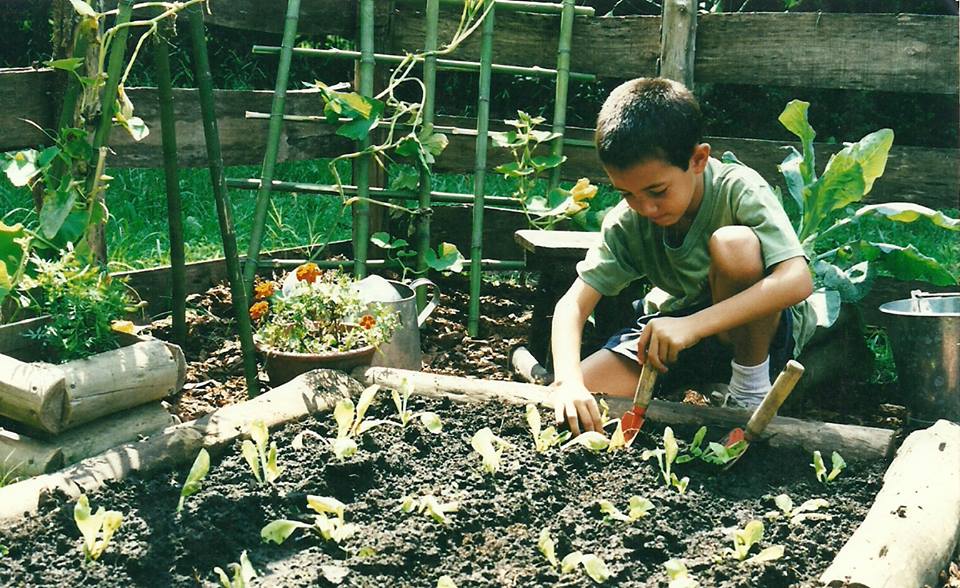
top-left (697, 13), bottom-right (959, 94)
top-left (514, 228), bottom-right (600, 258)
top-left (659, 0), bottom-right (697, 88)
top-left (0, 69), bottom-right (56, 149)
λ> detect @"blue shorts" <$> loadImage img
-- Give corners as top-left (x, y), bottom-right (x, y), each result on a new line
top-left (602, 302), bottom-right (794, 393)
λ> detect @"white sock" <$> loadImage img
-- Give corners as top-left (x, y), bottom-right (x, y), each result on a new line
top-left (728, 357), bottom-right (771, 408)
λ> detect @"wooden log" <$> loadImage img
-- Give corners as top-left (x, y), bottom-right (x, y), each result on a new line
top-left (58, 339), bottom-right (186, 432)
top-left (0, 369), bottom-right (361, 523)
top-left (0, 402), bottom-right (174, 478)
top-left (0, 355), bottom-right (65, 435)
top-left (659, 0), bottom-right (697, 88)
top-left (352, 367), bottom-right (896, 460)
top-left (821, 419), bottom-right (960, 588)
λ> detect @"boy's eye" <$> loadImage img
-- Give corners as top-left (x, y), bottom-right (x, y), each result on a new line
top-left (648, 189), bottom-right (666, 198)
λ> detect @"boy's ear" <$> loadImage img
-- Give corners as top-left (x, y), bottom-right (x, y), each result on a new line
top-left (690, 143), bottom-right (711, 173)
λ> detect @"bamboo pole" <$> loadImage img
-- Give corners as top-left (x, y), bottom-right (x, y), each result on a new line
top-left (186, 3), bottom-right (260, 398)
top-left (242, 0), bottom-right (302, 296)
top-left (252, 46), bottom-right (597, 81)
top-left (467, 0), bottom-right (495, 338)
top-left (261, 259), bottom-right (526, 271)
top-left (352, 0), bottom-right (376, 278)
top-left (394, 0), bottom-right (595, 16)
top-left (548, 0), bottom-right (575, 190)
top-left (153, 18), bottom-right (186, 346)
top-left (227, 178), bottom-right (520, 206)
top-left (416, 0), bottom-right (441, 309)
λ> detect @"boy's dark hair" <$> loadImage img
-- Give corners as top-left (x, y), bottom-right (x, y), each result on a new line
top-left (595, 77), bottom-right (703, 171)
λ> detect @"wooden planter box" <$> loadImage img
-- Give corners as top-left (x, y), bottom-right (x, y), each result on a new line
top-left (0, 316), bottom-right (186, 436)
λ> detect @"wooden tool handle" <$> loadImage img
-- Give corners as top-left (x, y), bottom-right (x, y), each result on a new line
top-left (632, 362), bottom-right (658, 409)
top-left (744, 360), bottom-right (804, 441)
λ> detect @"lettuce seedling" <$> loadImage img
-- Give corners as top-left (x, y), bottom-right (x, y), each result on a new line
top-left (471, 427), bottom-right (512, 474)
top-left (765, 493), bottom-right (831, 525)
top-left (642, 427), bottom-right (688, 493)
top-left (728, 520), bottom-right (785, 564)
top-left (675, 427), bottom-right (707, 464)
top-left (538, 528), bottom-right (559, 568)
top-left (701, 440), bottom-right (748, 466)
top-left (664, 559), bottom-right (700, 588)
top-left (261, 495), bottom-right (358, 546)
top-left (241, 420), bottom-right (283, 485)
top-left (597, 495), bottom-right (654, 523)
top-left (812, 450), bottom-right (846, 483)
top-left (607, 420), bottom-right (629, 452)
top-left (437, 575), bottom-right (457, 588)
top-left (560, 551), bottom-right (611, 583)
top-left (392, 379), bottom-right (443, 433)
top-left (214, 550), bottom-right (257, 588)
top-left (399, 494), bottom-right (460, 525)
top-left (177, 447), bottom-right (210, 513)
top-left (562, 431), bottom-right (610, 452)
top-left (330, 385), bottom-right (395, 459)
top-left (526, 403), bottom-right (570, 452)
top-left (74, 494), bottom-right (123, 562)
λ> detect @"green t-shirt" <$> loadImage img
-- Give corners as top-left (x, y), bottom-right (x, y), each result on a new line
top-left (577, 157), bottom-right (818, 356)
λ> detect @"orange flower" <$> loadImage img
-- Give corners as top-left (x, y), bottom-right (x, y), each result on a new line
top-left (295, 262), bottom-right (321, 284)
top-left (254, 281), bottom-right (276, 301)
top-left (249, 301), bottom-right (269, 321)
top-left (359, 314), bottom-right (377, 330)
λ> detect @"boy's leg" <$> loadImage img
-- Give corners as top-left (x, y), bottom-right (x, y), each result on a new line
top-left (581, 349), bottom-right (642, 398)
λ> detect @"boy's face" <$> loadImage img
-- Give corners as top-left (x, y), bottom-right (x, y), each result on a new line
top-left (605, 144), bottom-right (711, 229)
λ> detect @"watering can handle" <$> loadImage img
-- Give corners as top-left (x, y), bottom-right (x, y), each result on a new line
top-left (407, 278), bottom-right (440, 326)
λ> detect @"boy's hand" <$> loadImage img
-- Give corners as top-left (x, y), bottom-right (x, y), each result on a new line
top-left (551, 382), bottom-right (603, 437)
top-left (636, 316), bottom-right (702, 372)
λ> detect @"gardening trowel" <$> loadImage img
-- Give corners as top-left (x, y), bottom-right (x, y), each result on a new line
top-left (621, 361), bottom-right (658, 443)
top-left (720, 359), bottom-right (804, 468)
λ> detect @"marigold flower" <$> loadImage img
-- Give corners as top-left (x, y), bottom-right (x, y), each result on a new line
top-left (295, 262), bottom-right (321, 284)
top-left (359, 314), bottom-right (377, 330)
top-left (570, 177), bottom-right (598, 202)
top-left (254, 281), bottom-right (276, 301)
top-left (249, 301), bottom-right (269, 321)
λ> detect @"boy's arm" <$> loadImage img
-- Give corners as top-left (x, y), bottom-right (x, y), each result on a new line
top-left (637, 256), bottom-right (813, 371)
top-left (551, 278), bottom-right (604, 436)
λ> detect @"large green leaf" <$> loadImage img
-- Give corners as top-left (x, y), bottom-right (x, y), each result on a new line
top-left (801, 154), bottom-right (864, 241)
top-left (813, 260), bottom-right (874, 303)
top-left (0, 222), bottom-right (30, 302)
top-left (777, 100), bottom-right (816, 185)
top-left (854, 203), bottom-right (959, 231)
top-left (855, 241), bottom-right (958, 286)
top-left (846, 129), bottom-right (893, 195)
top-left (807, 288), bottom-right (842, 329)
top-left (336, 97), bottom-right (384, 141)
top-left (39, 184), bottom-right (79, 239)
top-left (778, 147), bottom-right (806, 214)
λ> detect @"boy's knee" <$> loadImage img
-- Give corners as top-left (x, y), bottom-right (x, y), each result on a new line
top-left (709, 226), bottom-right (763, 282)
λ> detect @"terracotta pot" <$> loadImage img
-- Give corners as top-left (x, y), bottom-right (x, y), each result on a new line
top-left (255, 342), bottom-right (377, 386)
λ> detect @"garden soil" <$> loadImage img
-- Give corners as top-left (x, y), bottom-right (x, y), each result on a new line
top-left (0, 396), bottom-right (886, 588)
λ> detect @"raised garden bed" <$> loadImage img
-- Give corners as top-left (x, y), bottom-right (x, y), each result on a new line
top-left (0, 377), bottom-right (888, 587)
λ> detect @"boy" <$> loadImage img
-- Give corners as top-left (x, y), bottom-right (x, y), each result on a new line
top-left (551, 78), bottom-right (817, 436)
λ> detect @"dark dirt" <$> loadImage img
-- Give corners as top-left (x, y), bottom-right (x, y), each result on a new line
top-left (0, 395), bottom-right (886, 588)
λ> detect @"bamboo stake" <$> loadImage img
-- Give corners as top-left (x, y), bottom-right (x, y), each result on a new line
top-left (416, 0), bottom-right (441, 309)
top-left (243, 0), bottom-right (302, 295)
top-left (226, 178), bottom-right (520, 206)
top-left (467, 0), bottom-right (495, 337)
top-left (352, 0), bottom-right (376, 278)
top-left (394, 0), bottom-right (595, 15)
top-left (152, 18), bottom-right (186, 346)
top-left (261, 259), bottom-right (526, 270)
top-left (186, 3), bottom-right (260, 398)
top-left (548, 0), bottom-right (575, 190)
top-left (252, 46), bottom-right (596, 81)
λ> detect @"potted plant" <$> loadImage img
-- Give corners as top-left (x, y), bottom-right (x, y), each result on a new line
top-left (249, 263), bottom-right (400, 385)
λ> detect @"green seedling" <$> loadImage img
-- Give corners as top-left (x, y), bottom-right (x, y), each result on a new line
top-left (392, 379), bottom-right (443, 433)
top-left (471, 427), bottom-right (513, 474)
top-left (437, 576), bottom-right (457, 588)
top-left (607, 421), bottom-right (628, 452)
top-left (177, 448), bottom-right (210, 513)
top-left (525, 403), bottom-right (570, 452)
top-left (261, 495), bottom-right (358, 546)
top-left (597, 496), bottom-right (655, 523)
top-left (664, 558), bottom-right (700, 588)
top-left (0, 543), bottom-right (7, 558)
top-left (728, 520), bottom-right (785, 564)
top-left (74, 494), bottom-right (123, 562)
top-left (675, 427), bottom-right (708, 464)
top-left (562, 431), bottom-right (610, 452)
top-left (331, 385), bottom-right (392, 459)
top-left (765, 493), bottom-right (831, 525)
top-left (598, 399), bottom-right (610, 424)
top-left (321, 565), bottom-right (350, 584)
top-left (560, 551), bottom-right (611, 584)
top-left (399, 494), bottom-right (460, 525)
top-left (701, 440), bottom-right (748, 466)
top-left (241, 420), bottom-right (283, 485)
top-left (214, 550), bottom-right (257, 588)
top-left (812, 450), bottom-right (846, 483)
top-left (538, 528), bottom-right (559, 568)
top-left (641, 427), bottom-right (690, 493)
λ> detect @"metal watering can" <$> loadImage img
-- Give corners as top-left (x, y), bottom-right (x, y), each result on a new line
top-left (355, 276), bottom-right (439, 371)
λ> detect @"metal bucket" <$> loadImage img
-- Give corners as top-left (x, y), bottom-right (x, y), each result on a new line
top-left (370, 279), bottom-right (439, 371)
top-left (878, 292), bottom-right (960, 423)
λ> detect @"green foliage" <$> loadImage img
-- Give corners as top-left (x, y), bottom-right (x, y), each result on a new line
top-left (538, 528), bottom-right (559, 568)
top-left (399, 493), bottom-right (460, 525)
top-left (214, 551), bottom-right (257, 588)
top-left (391, 379), bottom-right (443, 433)
top-left (664, 558), bottom-right (700, 588)
top-left (492, 111), bottom-right (603, 230)
top-left (597, 495), bottom-right (655, 523)
top-left (177, 448), bottom-right (210, 514)
top-left (525, 403), bottom-right (570, 452)
top-left (241, 421), bottom-right (283, 486)
top-left (73, 494), bottom-right (123, 562)
top-left (261, 495), bottom-right (358, 546)
top-left (22, 250), bottom-right (135, 361)
top-left (641, 427), bottom-right (690, 493)
top-left (811, 450), bottom-right (846, 484)
top-left (774, 100), bottom-right (958, 326)
top-left (728, 520), bottom-right (784, 564)
top-left (370, 231), bottom-right (464, 279)
top-left (470, 427), bottom-right (512, 475)
top-left (559, 551), bottom-right (612, 583)
top-left (765, 493), bottom-right (831, 525)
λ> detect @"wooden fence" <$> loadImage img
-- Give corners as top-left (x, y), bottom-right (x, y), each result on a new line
top-left (1, 2), bottom-right (956, 211)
